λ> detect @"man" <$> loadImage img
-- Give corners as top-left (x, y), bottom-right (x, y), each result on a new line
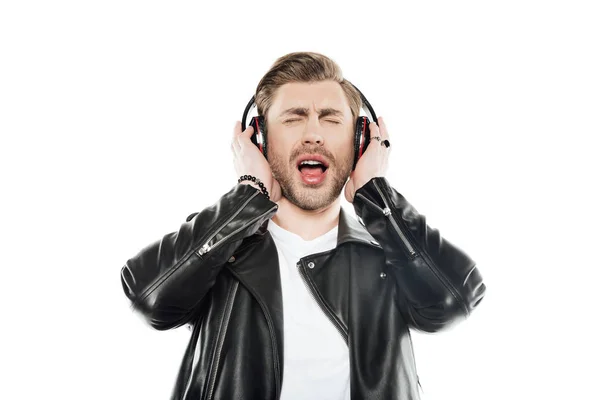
top-left (121, 51), bottom-right (486, 400)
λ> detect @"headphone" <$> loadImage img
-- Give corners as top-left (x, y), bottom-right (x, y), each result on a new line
top-left (241, 81), bottom-right (378, 171)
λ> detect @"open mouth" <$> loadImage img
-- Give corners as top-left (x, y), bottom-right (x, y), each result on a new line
top-left (297, 160), bottom-right (328, 174)
top-left (296, 157), bottom-right (329, 185)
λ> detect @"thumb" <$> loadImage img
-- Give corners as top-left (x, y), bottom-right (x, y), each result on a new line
top-left (344, 178), bottom-right (354, 203)
top-left (271, 179), bottom-right (282, 202)
top-left (243, 123), bottom-right (255, 137)
top-left (346, 170), bottom-right (357, 200)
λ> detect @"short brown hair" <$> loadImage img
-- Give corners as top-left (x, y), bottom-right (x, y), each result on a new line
top-left (254, 51), bottom-right (362, 132)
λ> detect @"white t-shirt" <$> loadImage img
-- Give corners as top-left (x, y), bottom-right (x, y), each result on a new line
top-left (267, 219), bottom-right (350, 400)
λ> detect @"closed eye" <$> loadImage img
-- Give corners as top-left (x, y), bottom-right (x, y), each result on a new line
top-left (283, 119), bottom-right (341, 124)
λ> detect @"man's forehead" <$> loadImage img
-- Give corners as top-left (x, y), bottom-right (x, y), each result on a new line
top-left (270, 82), bottom-right (350, 117)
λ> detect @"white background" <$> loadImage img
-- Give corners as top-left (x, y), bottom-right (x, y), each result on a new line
top-left (1, 1), bottom-right (598, 399)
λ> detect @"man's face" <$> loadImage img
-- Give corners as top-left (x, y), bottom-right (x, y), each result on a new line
top-left (266, 80), bottom-right (355, 211)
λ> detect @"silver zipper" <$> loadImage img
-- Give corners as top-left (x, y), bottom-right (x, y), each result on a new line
top-left (206, 280), bottom-right (239, 400)
top-left (355, 191), bottom-right (417, 259)
top-left (197, 192), bottom-right (277, 257)
top-left (297, 261), bottom-right (349, 345)
top-left (135, 193), bottom-right (270, 310)
top-left (372, 181), bottom-right (418, 259)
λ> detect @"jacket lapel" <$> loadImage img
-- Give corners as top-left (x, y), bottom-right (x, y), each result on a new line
top-left (336, 206), bottom-right (381, 248)
top-left (226, 206), bottom-right (380, 387)
top-left (226, 226), bottom-right (284, 386)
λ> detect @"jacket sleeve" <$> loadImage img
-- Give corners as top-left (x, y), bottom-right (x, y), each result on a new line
top-left (353, 177), bottom-right (486, 333)
top-left (120, 183), bottom-right (278, 331)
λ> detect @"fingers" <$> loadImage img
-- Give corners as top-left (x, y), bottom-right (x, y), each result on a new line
top-left (370, 116), bottom-right (388, 140)
top-left (368, 121), bottom-right (382, 152)
top-left (377, 117), bottom-right (390, 168)
top-left (364, 116), bottom-right (391, 169)
top-left (232, 121), bottom-right (240, 143)
top-left (368, 116), bottom-right (391, 156)
top-left (234, 121), bottom-right (254, 141)
top-left (233, 120), bottom-right (241, 136)
top-left (377, 116), bottom-right (388, 140)
top-left (231, 122), bottom-right (240, 154)
top-left (231, 121), bottom-right (254, 153)
top-left (369, 119), bottom-right (380, 147)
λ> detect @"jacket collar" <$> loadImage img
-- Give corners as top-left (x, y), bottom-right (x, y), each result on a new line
top-left (256, 205), bottom-right (380, 249)
top-left (336, 206), bottom-right (381, 248)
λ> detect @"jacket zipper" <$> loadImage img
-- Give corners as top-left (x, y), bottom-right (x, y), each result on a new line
top-left (355, 191), bottom-right (417, 260)
top-left (371, 180), bottom-right (468, 315)
top-left (297, 260), bottom-right (349, 345)
top-left (137, 192), bottom-right (269, 305)
top-left (206, 280), bottom-right (239, 400)
top-left (197, 193), bottom-right (277, 257)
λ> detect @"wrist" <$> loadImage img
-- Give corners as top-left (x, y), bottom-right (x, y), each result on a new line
top-left (238, 174), bottom-right (270, 200)
top-left (240, 180), bottom-right (261, 191)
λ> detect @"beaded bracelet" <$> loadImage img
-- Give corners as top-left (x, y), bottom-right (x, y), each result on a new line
top-left (238, 175), bottom-right (270, 200)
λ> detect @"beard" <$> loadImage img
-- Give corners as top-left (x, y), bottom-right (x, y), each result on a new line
top-left (268, 146), bottom-right (354, 211)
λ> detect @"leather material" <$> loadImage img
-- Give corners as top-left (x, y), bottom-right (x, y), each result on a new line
top-left (353, 177), bottom-right (486, 332)
top-left (121, 178), bottom-right (486, 399)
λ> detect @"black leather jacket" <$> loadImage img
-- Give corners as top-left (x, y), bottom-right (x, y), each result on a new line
top-left (121, 177), bottom-right (486, 399)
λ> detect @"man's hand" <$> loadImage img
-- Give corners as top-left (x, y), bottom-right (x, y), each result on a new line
top-left (344, 116), bottom-right (390, 203)
top-left (231, 121), bottom-right (282, 202)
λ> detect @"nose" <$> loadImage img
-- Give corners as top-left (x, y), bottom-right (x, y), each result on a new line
top-left (302, 132), bottom-right (323, 146)
top-left (301, 116), bottom-right (324, 146)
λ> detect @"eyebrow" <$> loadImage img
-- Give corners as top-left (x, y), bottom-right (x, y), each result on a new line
top-left (278, 107), bottom-right (344, 118)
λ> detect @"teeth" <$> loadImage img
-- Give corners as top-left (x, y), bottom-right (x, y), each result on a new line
top-left (300, 160), bottom-right (323, 166)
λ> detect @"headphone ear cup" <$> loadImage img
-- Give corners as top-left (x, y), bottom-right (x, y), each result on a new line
top-left (249, 116), bottom-right (268, 160)
top-left (353, 116), bottom-right (371, 170)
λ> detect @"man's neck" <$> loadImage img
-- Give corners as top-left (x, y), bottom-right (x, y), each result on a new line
top-left (271, 196), bottom-right (341, 241)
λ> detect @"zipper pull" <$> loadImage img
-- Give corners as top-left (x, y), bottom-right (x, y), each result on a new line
top-left (382, 207), bottom-right (391, 216)
top-left (197, 243), bottom-right (211, 256)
